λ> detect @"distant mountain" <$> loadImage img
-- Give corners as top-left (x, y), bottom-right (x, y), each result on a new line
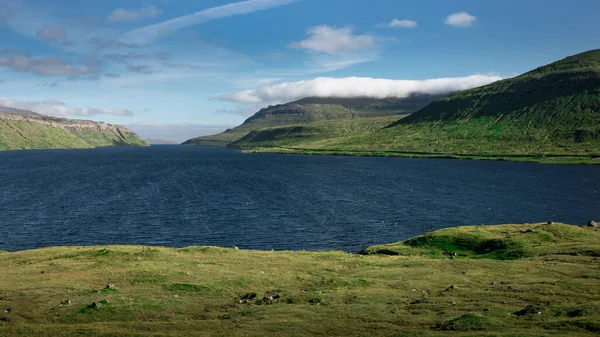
top-left (223, 49), bottom-right (600, 163)
top-left (181, 94), bottom-right (448, 146)
top-left (0, 107), bottom-right (148, 150)
top-left (145, 138), bottom-right (179, 145)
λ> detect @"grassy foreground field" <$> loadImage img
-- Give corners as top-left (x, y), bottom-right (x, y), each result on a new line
top-left (1, 223), bottom-right (600, 336)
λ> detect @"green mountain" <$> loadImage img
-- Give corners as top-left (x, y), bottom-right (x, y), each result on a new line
top-left (181, 94), bottom-right (447, 146)
top-left (237, 49), bottom-right (600, 163)
top-left (0, 107), bottom-right (148, 150)
top-left (231, 115), bottom-right (403, 148)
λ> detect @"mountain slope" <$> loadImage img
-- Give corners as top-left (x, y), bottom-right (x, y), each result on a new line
top-left (281, 50), bottom-right (600, 159)
top-left (182, 94), bottom-right (447, 146)
top-left (0, 108), bottom-right (148, 150)
top-left (231, 115), bottom-right (404, 148)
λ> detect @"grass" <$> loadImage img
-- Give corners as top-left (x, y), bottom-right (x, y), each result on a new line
top-left (231, 115), bottom-right (404, 148)
top-left (1, 223), bottom-right (599, 336)
top-left (0, 117), bottom-right (147, 151)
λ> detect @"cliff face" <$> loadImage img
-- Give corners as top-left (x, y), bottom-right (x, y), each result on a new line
top-left (0, 109), bottom-right (148, 150)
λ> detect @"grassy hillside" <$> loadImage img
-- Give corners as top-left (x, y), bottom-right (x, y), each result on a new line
top-left (231, 115), bottom-right (403, 148)
top-left (1, 223), bottom-right (599, 336)
top-left (0, 110), bottom-right (148, 150)
top-left (182, 94), bottom-right (445, 146)
top-left (234, 50), bottom-right (600, 164)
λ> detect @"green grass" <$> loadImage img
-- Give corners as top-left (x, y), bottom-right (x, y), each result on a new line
top-left (231, 115), bottom-right (404, 148)
top-left (1, 223), bottom-right (599, 336)
top-left (0, 116), bottom-right (148, 151)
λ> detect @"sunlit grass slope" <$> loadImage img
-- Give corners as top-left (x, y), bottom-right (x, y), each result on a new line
top-left (0, 111), bottom-right (148, 150)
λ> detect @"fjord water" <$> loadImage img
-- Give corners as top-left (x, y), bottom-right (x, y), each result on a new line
top-left (0, 146), bottom-right (598, 252)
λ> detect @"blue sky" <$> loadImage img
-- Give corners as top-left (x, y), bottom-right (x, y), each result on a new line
top-left (0, 0), bottom-right (599, 142)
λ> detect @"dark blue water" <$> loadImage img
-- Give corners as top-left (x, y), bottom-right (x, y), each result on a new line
top-left (0, 146), bottom-right (598, 252)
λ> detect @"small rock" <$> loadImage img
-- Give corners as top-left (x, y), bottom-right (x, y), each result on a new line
top-left (233, 246), bottom-right (240, 250)
top-left (489, 282), bottom-right (500, 285)
top-left (89, 302), bottom-right (101, 309)
top-left (451, 301), bottom-right (456, 305)
top-left (501, 301), bottom-right (507, 304)
top-left (239, 293), bottom-right (257, 301)
top-left (60, 300), bottom-right (71, 306)
top-left (588, 221), bottom-right (598, 228)
top-left (521, 229), bottom-right (535, 233)
top-left (447, 285), bottom-right (457, 290)
top-left (3, 308), bottom-right (11, 313)
top-left (105, 284), bottom-right (115, 290)
top-left (514, 305), bottom-right (538, 316)
top-left (173, 295), bottom-right (179, 298)
top-left (262, 294), bottom-right (281, 303)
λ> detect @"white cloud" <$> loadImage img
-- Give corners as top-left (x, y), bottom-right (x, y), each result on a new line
top-left (290, 25), bottom-right (376, 54)
top-left (108, 5), bottom-right (163, 22)
top-left (122, 0), bottom-right (300, 44)
top-left (218, 75), bottom-right (503, 105)
top-left (0, 98), bottom-right (133, 117)
top-left (380, 19), bottom-right (418, 28)
top-left (444, 12), bottom-right (477, 27)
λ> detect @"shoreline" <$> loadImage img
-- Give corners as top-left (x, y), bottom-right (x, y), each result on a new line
top-left (235, 146), bottom-right (600, 165)
top-left (0, 221), bottom-right (592, 255)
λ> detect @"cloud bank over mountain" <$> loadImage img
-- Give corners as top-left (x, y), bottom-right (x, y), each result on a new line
top-left (218, 74), bottom-right (503, 105)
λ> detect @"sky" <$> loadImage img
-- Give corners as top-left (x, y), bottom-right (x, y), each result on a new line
top-left (0, 0), bottom-right (599, 142)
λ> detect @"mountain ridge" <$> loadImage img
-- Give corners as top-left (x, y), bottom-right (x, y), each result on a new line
top-left (0, 107), bottom-right (148, 150)
top-left (182, 93), bottom-right (448, 146)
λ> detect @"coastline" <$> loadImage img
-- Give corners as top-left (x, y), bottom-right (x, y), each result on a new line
top-left (235, 146), bottom-right (600, 165)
